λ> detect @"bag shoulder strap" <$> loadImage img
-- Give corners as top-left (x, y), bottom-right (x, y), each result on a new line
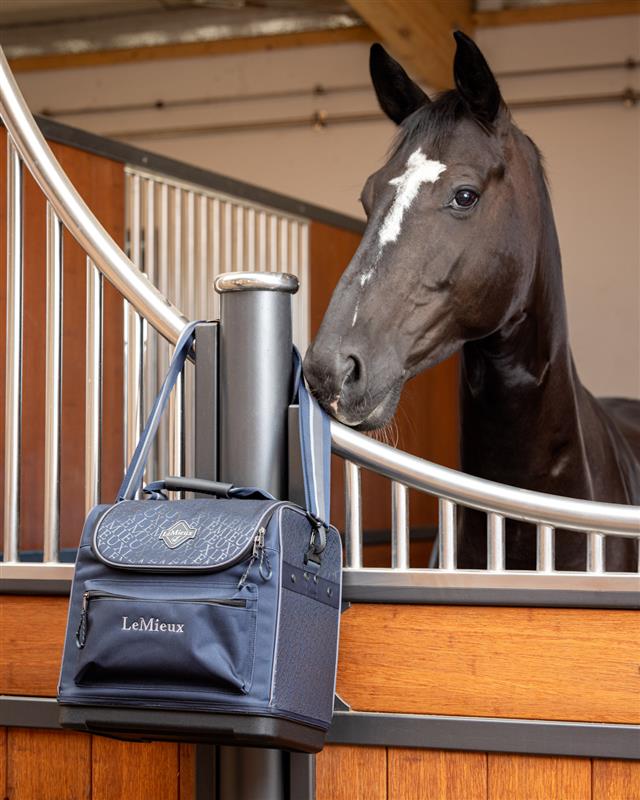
top-left (294, 348), bottom-right (331, 528)
top-left (117, 321), bottom-right (200, 501)
top-left (117, 325), bottom-right (332, 530)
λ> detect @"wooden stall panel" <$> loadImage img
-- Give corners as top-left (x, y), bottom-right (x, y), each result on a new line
top-left (178, 743), bottom-right (196, 800)
top-left (0, 596), bottom-right (68, 696)
top-left (0, 728), bottom-right (6, 799)
top-left (389, 748), bottom-right (486, 800)
top-left (593, 759), bottom-right (640, 800)
top-left (92, 737), bottom-right (179, 800)
top-left (7, 728), bottom-right (90, 800)
top-left (337, 605), bottom-right (640, 723)
top-left (316, 744), bottom-right (386, 800)
top-left (488, 754), bottom-right (591, 799)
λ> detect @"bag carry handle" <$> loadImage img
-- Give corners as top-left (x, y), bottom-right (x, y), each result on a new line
top-left (117, 322), bottom-right (332, 531)
top-left (144, 476), bottom-right (274, 501)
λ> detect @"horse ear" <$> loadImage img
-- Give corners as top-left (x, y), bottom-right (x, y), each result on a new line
top-left (370, 43), bottom-right (429, 125)
top-left (453, 31), bottom-right (502, 124)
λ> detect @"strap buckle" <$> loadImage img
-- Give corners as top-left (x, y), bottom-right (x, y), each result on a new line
top-left (304, 513), bottom-right (327, 567)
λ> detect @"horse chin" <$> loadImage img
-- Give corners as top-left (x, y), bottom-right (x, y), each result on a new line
top-left (338, 384), bottom-right (402, 432)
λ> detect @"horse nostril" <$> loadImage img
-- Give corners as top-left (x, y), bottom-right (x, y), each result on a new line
top-left (343, 354), bottom-right (364, 388)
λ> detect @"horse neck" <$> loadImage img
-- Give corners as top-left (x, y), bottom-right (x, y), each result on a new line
top-left (459, 189), bottom-right (589, 491)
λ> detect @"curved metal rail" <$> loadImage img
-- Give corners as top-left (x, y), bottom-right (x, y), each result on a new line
top-left (331, 423), bottom-right (640, 538)
top-left (0, 48), bottom-right (187, 344)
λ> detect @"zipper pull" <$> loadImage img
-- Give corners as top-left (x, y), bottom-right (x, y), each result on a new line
top-left (238, 527), bottom-right (271, 587)
top-left (75, 592), bottom-right (89, 649)
top-left (257, 527), bottom-right (272, 580)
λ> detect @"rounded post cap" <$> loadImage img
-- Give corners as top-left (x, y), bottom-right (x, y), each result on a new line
top-left (215, 271), bottom-right (299, 294)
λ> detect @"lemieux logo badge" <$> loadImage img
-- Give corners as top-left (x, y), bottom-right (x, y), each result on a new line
top-left (159, 520), bottom-right (198, 549)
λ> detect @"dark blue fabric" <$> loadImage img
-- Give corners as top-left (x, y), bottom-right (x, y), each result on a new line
top-left (59, 327), bottom-right (341, 742)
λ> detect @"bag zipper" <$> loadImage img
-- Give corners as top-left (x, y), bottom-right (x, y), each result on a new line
top-left (75, 590), bottom-right (247, 649)
top-left (238, 526), bottom-right (272, 588)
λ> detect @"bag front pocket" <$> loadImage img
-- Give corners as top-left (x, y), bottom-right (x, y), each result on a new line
top-left (74, 583), bottom-right (257, 694)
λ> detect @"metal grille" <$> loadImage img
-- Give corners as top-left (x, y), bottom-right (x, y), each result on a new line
top-left (123, 166), bottom-right (310, 485)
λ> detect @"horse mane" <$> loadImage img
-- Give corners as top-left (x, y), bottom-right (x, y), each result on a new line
top-left (390, 90), bottom-right (477, 159)
top-left (390, 90), bottom-right (551, 190)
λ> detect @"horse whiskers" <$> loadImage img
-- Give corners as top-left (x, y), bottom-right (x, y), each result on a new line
top-left (366, 418), bottom-right (400, 449)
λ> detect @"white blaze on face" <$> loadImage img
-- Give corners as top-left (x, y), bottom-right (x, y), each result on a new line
top-left (378, 149), bottom-right (447, 248)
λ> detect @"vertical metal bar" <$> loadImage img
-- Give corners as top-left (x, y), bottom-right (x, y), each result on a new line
top-left (258, 211), bottom-right (267, 271)
top-left (169, 371), bottom-right (184, 478)
top-left (125, 308), bottom-right (144, 468)
top-left (391, 481), bottom-right (410, 569)
top-left (438, 498), bottom-right (456, 570)
top-left (344, 461), bottom-right (363, 569)
top-left (587, 532), bottom-right (606, 573)
top-left (186, 190), bottom-right (195, 317)
top-left (144, 179), bottom-right (157, 478)
top-left (536, 524), bottom-right (555, 572)
top-left (211, 198), bottom-right (221, 319)
top-left (236, 206), bottom-right (244, 270)
top-left (269, 214), bottom-right (278, 271)
top-left (216, 272), bottom-right (296, 800)
top-left (157, 182), bottom-right (170, 482)
top-left (279, 218), bottom-right (288, 271)
top-left (198, 194), bottom-right (208, 320)
top-left (172, 186), bottom-right (183, 308)
top-left (224, 202), bottom-right (232, 271)
top-left (43, 205), bottom-right (63, 562)
top-left (184, 191), bottom-right (196, 480)
top-left (247, 208), bottom-right (256, 271)
top-left (85, 259), bottom-right (103, 512)
top-left (4, 141), bottom-right (23, 563)
top-left (299, 222), bottom-right (310, 353)
top-left (487, 512), bottom-right (506, 571)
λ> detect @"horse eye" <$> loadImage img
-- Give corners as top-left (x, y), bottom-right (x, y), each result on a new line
top-left (452, 189), bottom-right (479, 210)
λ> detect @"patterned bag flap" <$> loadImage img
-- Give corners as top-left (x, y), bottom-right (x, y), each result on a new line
top-left (93, 498), bottom-right (281, 571)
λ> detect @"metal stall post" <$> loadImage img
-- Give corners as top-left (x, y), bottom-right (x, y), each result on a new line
top-left (214, 271), bottom-right (299, 800)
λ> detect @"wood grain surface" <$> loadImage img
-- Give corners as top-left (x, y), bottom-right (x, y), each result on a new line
top-left (316, 744), bottom-right (387, 800)
top-left (7, 728), bottom-right (91, 800)
top-left (593, 758), bottom-right (640, 800)
top-left (0, 728), bottom-right (6, 799)
top-left (92, 737), bottom-right (179, 800)
top-left (337, 604), bottom-right (640, 723)
top-left (488, 754), bottom-right (590, 800)
top-left (178, 744), bottom-right (196, 800)
top-left (0, 596), bottom-right (68, 696)
top-left (389, 748), bottom-right (486, 799)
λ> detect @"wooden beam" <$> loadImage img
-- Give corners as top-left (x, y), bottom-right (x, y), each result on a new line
top-left (8, 26), bottom-right (374, 73)
top-left (347, 0), bottom-right (474, 90)
top-left (475, 0), bottom-right (640, 28)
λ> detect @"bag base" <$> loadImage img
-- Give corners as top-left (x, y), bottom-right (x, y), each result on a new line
top-left (59, 705), bottom-right (326, 753)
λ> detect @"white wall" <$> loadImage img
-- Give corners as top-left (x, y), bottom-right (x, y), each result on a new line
top-left (16, 14), bottom-right (640, 398)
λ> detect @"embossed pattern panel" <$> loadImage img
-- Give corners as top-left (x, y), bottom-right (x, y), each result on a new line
top-left (94, 498), bottom-right (276, 569)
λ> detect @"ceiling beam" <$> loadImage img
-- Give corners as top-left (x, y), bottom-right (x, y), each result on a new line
top-left (346, 0), bottom-right (474, 90)
top-left (8, 26), bottom-right (374, 73)
top-left (475, 1), bottom-right (640, 28)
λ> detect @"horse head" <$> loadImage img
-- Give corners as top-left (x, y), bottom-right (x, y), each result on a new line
top-left (305, 32), bottom-right (546, 429)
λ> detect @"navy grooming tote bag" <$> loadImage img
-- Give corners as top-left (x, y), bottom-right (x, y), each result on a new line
top-left (58, 322), bottom-right (342, 753)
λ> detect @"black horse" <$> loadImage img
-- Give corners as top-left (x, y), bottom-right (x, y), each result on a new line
top-left (304, 32), bottom-right (640, 571)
